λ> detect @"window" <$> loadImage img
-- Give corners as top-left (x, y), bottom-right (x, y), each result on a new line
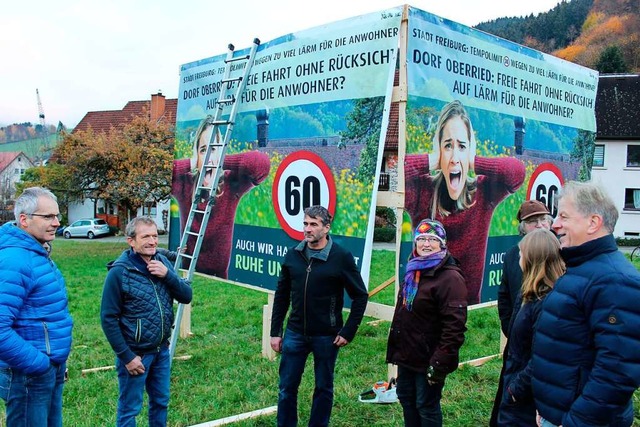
top-left (627, 145), bottom-right (640, 167)
top-left (143, 202), bottom-right (157, 217)
top-left (592, 144), bottom-right (604, 167)
top-left (624, 188), bottom-right (640, 211)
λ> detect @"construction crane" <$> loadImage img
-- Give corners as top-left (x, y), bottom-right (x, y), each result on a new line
top-left (36, 88), bottom-right (50, 163)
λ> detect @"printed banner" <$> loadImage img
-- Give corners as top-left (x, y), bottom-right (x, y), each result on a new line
top-left (171, 7), bottom-right (402, 289)
top-left (403, 7), bottom-right (598, 305)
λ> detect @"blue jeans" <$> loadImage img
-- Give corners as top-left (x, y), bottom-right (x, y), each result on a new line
top-left (115, 346), bottom-right (171, 427)
top-left (0, 362), bottom-right (66, 427)
top-left (396, 365), bottom-right (445, 427)
top-left (277, 329), bottom-right (339, 427)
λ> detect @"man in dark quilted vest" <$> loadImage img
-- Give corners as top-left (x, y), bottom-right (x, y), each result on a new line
top-left (101, 216), bottom-right (192, 426)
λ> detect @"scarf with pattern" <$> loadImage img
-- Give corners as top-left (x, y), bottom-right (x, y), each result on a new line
top-left (402, 250), bottom-right (447, 311)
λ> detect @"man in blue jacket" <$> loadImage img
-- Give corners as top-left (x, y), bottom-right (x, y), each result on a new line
top-left (0, 187), bottom-right (73, 427)
top-left (101, 216), bottom-right (192, 427)
top-left (531, 181), bottom-right (640, 427)
top-left (270, 205), bottom-right (369, 427)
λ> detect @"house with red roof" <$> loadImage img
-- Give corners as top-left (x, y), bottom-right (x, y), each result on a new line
top-left (0, 151), bottom-right (34, 209)
top-left (74, 92), bottom-right (177, 134)
top-left (67, 92), bottom-right (177, 231)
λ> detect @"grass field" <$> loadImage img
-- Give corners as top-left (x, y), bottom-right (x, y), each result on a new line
top-left (0, 239), bottom-right (638, 426)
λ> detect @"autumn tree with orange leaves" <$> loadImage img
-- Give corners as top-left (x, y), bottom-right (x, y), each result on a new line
top-left (49, 115), bottom-right (174, 229)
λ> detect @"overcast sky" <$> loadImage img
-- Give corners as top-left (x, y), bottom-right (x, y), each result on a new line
top-left (1, 0), bottom-right (562, 128)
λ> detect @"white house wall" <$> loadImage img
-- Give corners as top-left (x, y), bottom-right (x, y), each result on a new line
top-left (135, 199), bottom-right (170, 233)
top-left (591, 139), bottom-right (640, 238)
top-left (68, 198), bottom-right (170, 232)
top-left (67, 199), bottom-right (96, 224)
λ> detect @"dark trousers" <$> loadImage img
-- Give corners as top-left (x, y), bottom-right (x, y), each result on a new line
top-left (396, 365), bottom-right (445, 427)
top-left (489, 343), bottom-right (509, 427)
top-left (277, 329), bottom-right (339, 427)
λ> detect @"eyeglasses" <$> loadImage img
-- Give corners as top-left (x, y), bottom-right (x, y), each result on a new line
top-left (29, 213), bottom-right (62, 222)
top-left (524, 217), bottom-right (549, 225)
top-left (416, 236), bottom-right (440, 244)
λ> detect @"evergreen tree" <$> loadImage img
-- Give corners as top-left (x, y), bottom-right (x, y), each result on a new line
top-left (595, 45), bottom-right (628, 73)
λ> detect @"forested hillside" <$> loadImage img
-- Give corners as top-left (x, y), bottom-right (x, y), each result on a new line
top-left (476, 0), bottom-right (639, 73)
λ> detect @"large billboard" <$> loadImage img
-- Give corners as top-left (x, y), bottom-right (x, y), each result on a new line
top-left (403, 7), bottom-right (598, 304)
top-left (170, 5), bottom-right (598, 305)
top-left (171, 7), bottom-right (403, 289)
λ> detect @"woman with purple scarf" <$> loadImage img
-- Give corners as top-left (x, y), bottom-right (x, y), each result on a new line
top-left (386, 219), bottom-right (468, 427)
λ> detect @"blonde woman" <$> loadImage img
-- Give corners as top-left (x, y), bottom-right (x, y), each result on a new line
top-left (497, 228), bottom-right (564, 426)
top-left (405, 100), bottom-right (526, 304)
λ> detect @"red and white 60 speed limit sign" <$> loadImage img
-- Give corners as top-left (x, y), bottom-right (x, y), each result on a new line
top-left (526, 163), bottom-right (564, 217)
top-left (272, 151), bottom-right (336, 240)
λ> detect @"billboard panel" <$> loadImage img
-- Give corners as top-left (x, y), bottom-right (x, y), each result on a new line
top-left (171, 7), bottom-right (403, 289)
top-left (404, 7), bottom-right (598, 304)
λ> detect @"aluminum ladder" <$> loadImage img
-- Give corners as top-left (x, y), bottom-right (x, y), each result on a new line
top-left (169, 38), bottom-right (261, 361)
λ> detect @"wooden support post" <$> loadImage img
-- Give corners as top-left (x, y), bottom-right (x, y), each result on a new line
top-left (364, 301), bottom-right (395, 321)
top-left (459, 354), bottom-right (500, 367)
top-left (180, 303), bottom-right (192, 338)
top-left (179, 269), bottom-right (192, 339)
top-left (380, 7), bottom-right (409, 386)
top-left (262, 293), bottom-right (276, 361)
top-left (368, 276), bottom-right (395, 298)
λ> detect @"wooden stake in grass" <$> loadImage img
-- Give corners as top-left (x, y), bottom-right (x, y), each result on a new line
top-left (187, 406), bottom-right (277, 426)
top-left (368, 276), bottom-right (395, 297)
top-left (81, 355), bottom-right (192, 375)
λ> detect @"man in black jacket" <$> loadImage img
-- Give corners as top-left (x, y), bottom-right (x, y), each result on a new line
top-left (101, 216), bottom-right (192, 427)
top-left (270, 205), bottom-right (369, 427)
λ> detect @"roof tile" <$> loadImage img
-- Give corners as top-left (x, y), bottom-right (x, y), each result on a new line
top-left (73, 96), bottom-right (177, 134)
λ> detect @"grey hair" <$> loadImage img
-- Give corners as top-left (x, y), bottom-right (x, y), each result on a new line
top-left (14, 187), bottom-right (57, 219)
top-left (517, 214), bottom-right (554, 236)
top-left (558, 181), bottom-right (618, 233)
top-left (125, 216), bottom-right (157, 238)
top-left (304, 205), bottom-right (333, 226)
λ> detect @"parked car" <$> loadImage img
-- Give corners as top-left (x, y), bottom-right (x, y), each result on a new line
top-left (63, 218), bottom-right (111, 239)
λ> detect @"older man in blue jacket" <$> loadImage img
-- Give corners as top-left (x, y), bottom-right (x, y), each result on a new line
top-left (0, 187), bottom-right (73, 427)
top-left (531, 181), bottom-right (640, 427)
